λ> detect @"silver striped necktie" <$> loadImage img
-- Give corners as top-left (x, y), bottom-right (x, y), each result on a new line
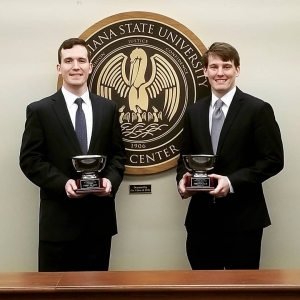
top-left (211, 99), bottom-right (225, 154)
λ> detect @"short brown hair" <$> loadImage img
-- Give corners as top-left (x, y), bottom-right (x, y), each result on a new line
top-left (58, 38), bottom-right (91, 63)
top-left (202, 42), bottom-right (240, 68)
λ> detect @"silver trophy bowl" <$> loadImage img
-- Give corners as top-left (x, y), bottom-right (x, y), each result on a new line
top-left (72, 155), bottom-right (106, 179)
top-left (183, 154), bottom-right (217, 177)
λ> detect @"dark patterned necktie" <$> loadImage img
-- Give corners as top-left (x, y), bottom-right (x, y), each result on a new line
top-left (211, 99), bottom-right (225, 154)
top-left (75, 98), bottom-right (88, 154)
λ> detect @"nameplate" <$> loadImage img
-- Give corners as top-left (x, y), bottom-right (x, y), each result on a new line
top-left (129, 185), bottom-right (152, 194)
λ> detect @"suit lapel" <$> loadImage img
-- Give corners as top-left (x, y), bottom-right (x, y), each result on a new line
top-left (52, 90), bottom-right (82, 153)
top-left (88, 93), bottom-right (103, 154)
top-left (201, 97), bottom-right (213, 153)
top-left (196, 96), bottom-right (213, 153)
top-left (217, 88), bottom-right (244, 154)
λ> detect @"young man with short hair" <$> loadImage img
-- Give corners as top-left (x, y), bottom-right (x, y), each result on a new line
top-left (177, 42), bottom-right (284, 270)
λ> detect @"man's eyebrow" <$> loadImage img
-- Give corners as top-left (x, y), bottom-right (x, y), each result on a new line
top-left (63, 56), bottom-right (87, 61)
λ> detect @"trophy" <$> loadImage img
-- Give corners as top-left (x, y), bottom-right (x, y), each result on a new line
top-left (72, 155), bottom-right (107, 194)
top-left (183, 154), bottom-right (217, 191)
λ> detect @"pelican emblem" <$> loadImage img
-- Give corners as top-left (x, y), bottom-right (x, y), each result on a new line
top-left (97, 48), bottom-right (180, 125)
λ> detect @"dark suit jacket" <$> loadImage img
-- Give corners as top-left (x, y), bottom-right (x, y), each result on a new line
top-left (20, 89), bottom-right (127, 242)
top-left (176, 87), bottom-right (284, 233)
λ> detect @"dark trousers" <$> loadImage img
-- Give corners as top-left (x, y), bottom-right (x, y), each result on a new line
top-left (38, 235), bottom-right (112, 272)
top-left (186, 229), bottom-right (263, 270)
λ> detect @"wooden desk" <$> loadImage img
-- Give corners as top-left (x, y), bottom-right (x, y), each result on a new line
top-left (0, 270), bottom-right (300, 299)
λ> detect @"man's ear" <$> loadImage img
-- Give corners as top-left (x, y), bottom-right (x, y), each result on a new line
top-left (57, 64), bottom-right (61, 74)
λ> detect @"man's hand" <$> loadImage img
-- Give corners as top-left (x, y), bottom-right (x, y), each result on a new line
top-left (65, 179), bottom-right (85, 198)
top-left (93, 178), bottom-right (112, 197)
top-left (208, 174), bottom-right (230, 198)
top-left (178, 172), bottom-right (196, 199)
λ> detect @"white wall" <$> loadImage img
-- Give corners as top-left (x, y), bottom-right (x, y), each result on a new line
top-left (0, 0), bottom-right (299, 271)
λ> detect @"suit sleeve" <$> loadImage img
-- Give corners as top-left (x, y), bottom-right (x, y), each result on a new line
top-left (228, 102), bottom-right (284, 192)
top-left (176, 110), bottom-right (193, 184)
top-left (19, 104), bottom-right (69, 196)
top-left (102, 102), bottom-right (127, 195)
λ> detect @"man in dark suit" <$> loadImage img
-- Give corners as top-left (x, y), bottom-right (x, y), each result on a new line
top-left (20, 38), bottom-right (127, 272)
top-left (176, 42), bottom-right (284, 270)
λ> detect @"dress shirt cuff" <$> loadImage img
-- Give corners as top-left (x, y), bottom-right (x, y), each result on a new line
top-left (226, 176), bottom-right (234, 193)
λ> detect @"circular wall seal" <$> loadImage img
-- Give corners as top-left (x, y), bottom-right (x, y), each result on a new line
top-left (58, 12), bottom-right (210, 175)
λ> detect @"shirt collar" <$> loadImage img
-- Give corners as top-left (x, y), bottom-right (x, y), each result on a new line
top-left (211, 86), bottom-right (236, 108)
top-left (61, 86), bottom-right (91, 108)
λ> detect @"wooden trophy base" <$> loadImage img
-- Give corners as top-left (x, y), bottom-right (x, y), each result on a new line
top-left (75, 178), bottom-right (105, 194)
top-left (185, 175), bottom-right (216, 192)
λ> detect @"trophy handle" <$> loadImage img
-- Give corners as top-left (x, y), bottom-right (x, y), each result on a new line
top-left (183, 156), bottom-right (194, 173)
top-left (98, 156), bottom-right (107, 173)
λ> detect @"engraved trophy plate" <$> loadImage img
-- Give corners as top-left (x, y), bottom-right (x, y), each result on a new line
top-left (72, 155), bottom-right (107, 194)
top-left (183, 154), bottom-right (217, 191)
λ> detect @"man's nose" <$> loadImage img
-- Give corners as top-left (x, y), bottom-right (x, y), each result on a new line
top-left (217, 67), bottom-right (224, 76)
top-left (72, 60), bottom-right (80, 69)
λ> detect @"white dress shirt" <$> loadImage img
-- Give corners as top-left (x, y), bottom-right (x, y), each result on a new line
top-left (61, 86), bottom-right (93, 148)
top-left (209, 86), bottom-right (236, 132)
